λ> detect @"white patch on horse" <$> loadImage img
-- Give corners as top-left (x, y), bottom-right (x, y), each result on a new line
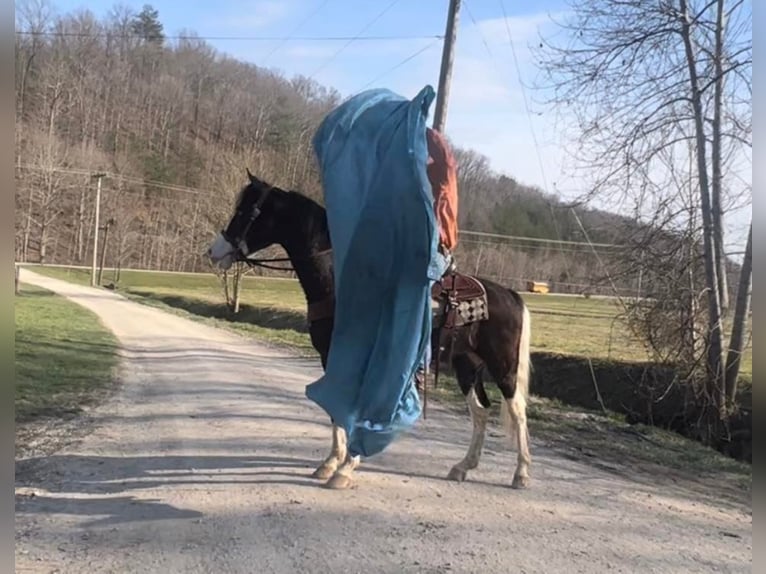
top-left (208, 233), bottom-right (235, 270)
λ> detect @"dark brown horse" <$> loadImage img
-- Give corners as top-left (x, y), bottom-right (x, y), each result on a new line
top-left (207, 171), bottom-right (532, 490)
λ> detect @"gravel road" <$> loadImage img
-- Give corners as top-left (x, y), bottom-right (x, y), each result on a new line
top-left (15, 269), bottom-right (752, 573)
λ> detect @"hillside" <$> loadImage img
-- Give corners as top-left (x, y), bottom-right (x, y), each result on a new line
top-left (14, 3), bottom-right (664, 294)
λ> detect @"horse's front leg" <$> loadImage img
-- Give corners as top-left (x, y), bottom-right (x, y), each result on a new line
top-left (312, 422), bottom-right (347, 480)
top-left (447, 353), bottom-right (489, 483)
top-left (325, 452), bottom-right (361, 490)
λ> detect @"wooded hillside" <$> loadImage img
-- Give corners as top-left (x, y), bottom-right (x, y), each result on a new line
top-left (14, 3), bottom-right (694, 295)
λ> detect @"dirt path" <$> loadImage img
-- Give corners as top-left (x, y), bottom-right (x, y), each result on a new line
top-left (15, 269), bottom-right (752, 573)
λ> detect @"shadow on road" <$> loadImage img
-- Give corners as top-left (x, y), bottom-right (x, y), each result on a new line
top-left (16, 453), bottom-right (322, 495)
top-left (15, 492), bottom-right (203, 528)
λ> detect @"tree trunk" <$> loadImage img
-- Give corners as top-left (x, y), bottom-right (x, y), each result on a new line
top-left (711, 0), bottom-right (729, 315)
top-left (223, 270), bottom-right (231, 307)
top-left (725, 222), bottom-right (751, 404)
top-left (23, 185), bottom-right (34, 262)
top-left (39, 218), bottom-right (48, 263)
top-left (679, 0), bottom-right (726, 419)
top-left (76, 186), bottom-right (87, 261)
top-left (233, 264), bottom-right (243, 314)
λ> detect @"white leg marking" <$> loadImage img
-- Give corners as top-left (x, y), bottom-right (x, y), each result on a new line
top-left (447, 388), bottom-right (489, 482)
top-left (325, 453), bottom-right (361, 490)
top-left (312, 424), bottom-right (347, 480)
top-left (504, 393), bottom-right (531, 489)
top-left (504, 304), bottom-right (532, 488)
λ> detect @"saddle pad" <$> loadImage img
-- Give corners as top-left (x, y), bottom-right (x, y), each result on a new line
top-left (456, 296), bottom-right (489, 325)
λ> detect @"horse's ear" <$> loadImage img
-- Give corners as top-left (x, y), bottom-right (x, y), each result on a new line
top-left (246, 167), bottom-right (257, 183)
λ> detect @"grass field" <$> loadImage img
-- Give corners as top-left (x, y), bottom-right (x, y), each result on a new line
top-left (15, 283), bottom-right (119, 422)
top-left (31, 265), bottom-right (752, 377)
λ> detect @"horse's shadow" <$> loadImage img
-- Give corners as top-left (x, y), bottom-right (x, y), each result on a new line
top-left (16, 453), bottom-right (324, 497)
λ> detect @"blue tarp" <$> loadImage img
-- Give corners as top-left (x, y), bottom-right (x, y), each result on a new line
top-left (305, 85), bottom-right (440, 458)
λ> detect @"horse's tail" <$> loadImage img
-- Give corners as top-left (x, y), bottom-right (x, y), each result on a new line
top-left (515, 302), bottom-right (532, 399)
top-left (501, 301), bottom-right (531, 441)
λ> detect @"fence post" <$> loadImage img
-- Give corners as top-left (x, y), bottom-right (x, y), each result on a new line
top-left (15, 264), bottom-right (20, 295)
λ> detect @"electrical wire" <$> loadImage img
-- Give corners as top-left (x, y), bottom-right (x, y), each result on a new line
top-left (15, 30), bottom-right (442, 42)
top-left (307, 0), bottom-right (402, 80)
top-left (355, 37), bottom-right (441, 92)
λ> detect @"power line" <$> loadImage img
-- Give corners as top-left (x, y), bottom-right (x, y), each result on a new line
top-left (497, 0), bottom-right (634, 313)
top-left (262, 0), bottom-right (333, 65)
top-left (463, 1), bottom-right (496, 61)
top-left (15, 165), bottom-right (206, 196)
top-left (460, 239), bottom-right (621, 255)
top-left (14, 30), bottom-right (442, 42)
top-left (497, 0), bottom-right (551, 195)
top-left (460, 229), bottom-right (624, 249)
top-left (496, 0), bottom-right (590, 295)
top-left (356, 37), bottom-right (441, 92)
top-left (308, 0), bottom-right (402, 80)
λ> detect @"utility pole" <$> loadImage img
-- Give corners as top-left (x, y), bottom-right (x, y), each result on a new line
top-left (432, 0), bottom-right (461, 133)
top-left (90, 173), bottom-right (106, 287)
top-left (98, 218), bottom-right (115, 287)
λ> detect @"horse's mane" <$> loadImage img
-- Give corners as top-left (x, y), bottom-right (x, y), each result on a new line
top-left (285, 189), bottom-right (327, 220)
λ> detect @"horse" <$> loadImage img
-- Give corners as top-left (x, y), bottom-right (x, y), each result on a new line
top-left (207, 170), bottom-right (532, 490)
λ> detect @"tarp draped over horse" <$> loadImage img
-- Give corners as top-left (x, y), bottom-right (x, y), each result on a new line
top-left (305, 85), bottom-right (440, 458)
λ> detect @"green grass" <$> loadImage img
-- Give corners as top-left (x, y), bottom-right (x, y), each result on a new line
top-left (32, 265), bottom-right (751, 377)
top-left (15, 283), bottom-right (119, 422)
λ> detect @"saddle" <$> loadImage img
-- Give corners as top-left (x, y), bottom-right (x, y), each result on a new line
top-left (431, 272), bottom-right (485, 301)
top-left (431, 272), bottom-right (489, 330)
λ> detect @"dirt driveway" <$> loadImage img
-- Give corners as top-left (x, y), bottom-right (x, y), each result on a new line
top-left (15, 269), bottom-right (752, 573)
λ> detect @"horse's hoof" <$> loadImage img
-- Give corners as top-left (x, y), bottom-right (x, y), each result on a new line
top-left (311, 464), bottom-right (337, 480)
top-left (447, 466), bottom-right (467, 482)
top-left (511, 473), bottom-right (530, 489)
top-left (325, 473), bottom-right (353, 490)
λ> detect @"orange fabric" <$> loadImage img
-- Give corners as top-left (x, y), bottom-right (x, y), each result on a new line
top-left (426, 128), bottom-right (459, 251)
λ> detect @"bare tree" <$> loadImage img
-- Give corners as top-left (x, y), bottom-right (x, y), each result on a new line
top-left (534, 0), bottom-right (752, 429)
top-left (724, 221), bottom-right (751, 403)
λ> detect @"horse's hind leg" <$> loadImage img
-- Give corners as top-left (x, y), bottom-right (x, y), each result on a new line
top-left (312, 422), bottom-right (347, 480)
top-left (499, 373), bottom-right (531, 489)
top-left (447, 353), bottom-right (490, 483)
top-left (497, 304), bottom-right (532, 488)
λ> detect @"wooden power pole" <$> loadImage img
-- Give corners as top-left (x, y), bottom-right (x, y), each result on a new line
top-left (97, 218), bottom-right (115, 287)
top-left (90, 173), bottom-right (106, 287)
top-left (432, 0), bottom-right (461, 133)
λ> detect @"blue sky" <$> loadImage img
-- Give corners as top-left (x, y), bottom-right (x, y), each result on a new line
top-left (40, 0), bottom-right (751, 252)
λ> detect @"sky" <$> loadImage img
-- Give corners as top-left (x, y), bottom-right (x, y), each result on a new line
top-left (39, 0), bottom-right (751, 254)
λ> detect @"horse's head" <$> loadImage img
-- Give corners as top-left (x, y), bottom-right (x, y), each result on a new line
top-left (207, 169), bottom-right (284, 270)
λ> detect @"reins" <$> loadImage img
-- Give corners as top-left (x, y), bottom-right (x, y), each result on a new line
top-left (237, 248), bottom-right (333, 273)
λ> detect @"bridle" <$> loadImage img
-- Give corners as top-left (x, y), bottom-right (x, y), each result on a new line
top-left (220, 183), bottom-right (275, 261)
top-left (219, 183), bottom-right (333, 273)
